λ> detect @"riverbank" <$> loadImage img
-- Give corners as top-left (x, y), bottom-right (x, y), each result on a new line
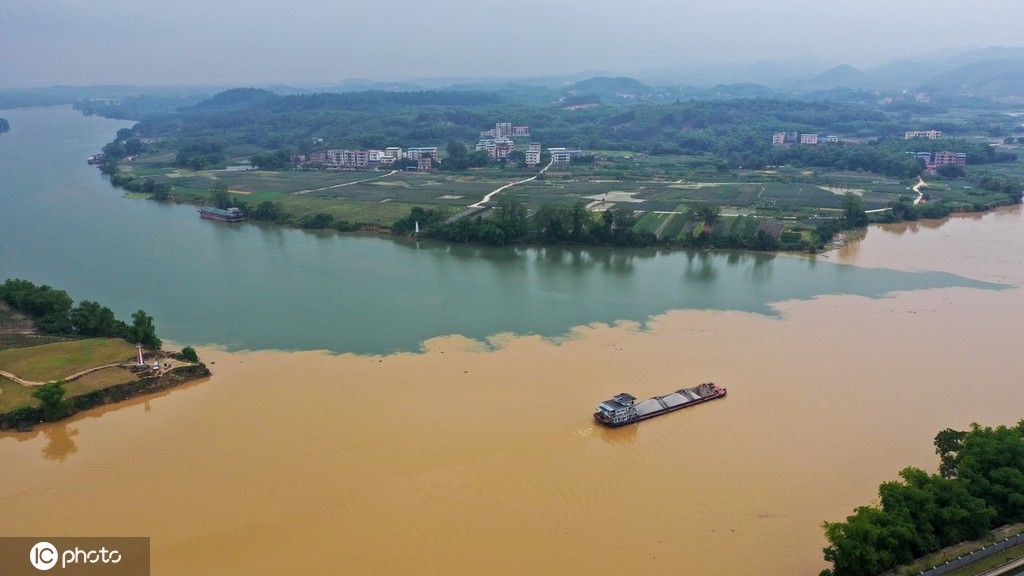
top-left (0, 302), bottom-right (209, 431)
top-left (0, 361), bottom-right (210, 431)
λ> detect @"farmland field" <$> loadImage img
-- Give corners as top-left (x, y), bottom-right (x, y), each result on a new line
top-left (117, 150), bottom-right (1019, 234)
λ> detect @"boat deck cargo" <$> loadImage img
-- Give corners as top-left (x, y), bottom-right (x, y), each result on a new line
top-left (594, 383), bottom-right (726, 427)
top-left (198, 206), bottom-right (246, 222)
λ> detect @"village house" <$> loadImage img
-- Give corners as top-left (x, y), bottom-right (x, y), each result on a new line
top-left (905, 130), bottom-right (942, 140)
top-left (772, 131), bottom-right (799, 145)
top-left (480, 121), bottom-right (530, 139)
top-left (406, 147), bottom-right (439, 161)
top-left (548, 147), bottom-right (583, 165)
top-left (475, 138), bottom-right (515, 159)
top-left (933, 151), bottom-right (967, 167)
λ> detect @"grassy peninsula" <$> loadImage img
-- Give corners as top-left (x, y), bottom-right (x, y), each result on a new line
top-left (0, 279), bottom-right (209, 430)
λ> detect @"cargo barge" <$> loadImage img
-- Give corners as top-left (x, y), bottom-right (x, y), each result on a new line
top-left (594, 383), bottom-right (726, 427)
top-left (198, 206), bottom-right (246, 222)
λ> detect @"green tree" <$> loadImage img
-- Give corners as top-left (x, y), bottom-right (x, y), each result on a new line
top-left (690, 202), bottom-right (720, 224)
top-left (496, 192), bottom-right (528, 241)
top-left (842, 192), bottom-right (868, 228)
top-left (70, 300), bottom-right (127, 338)
top-left (443, 139), bottom-right (469, 170)
top-left (129, 309), bottom-right (161, 350)
top-left (300, 212), bottom-right (334, 229)
top-left (32, 380), bottom-right (72, 422)
top-left (180, 346), bottom-right (199, 362)
top-left (251, 200), bottom-right (284, 222)
top-left (935, 428), bottom-right (967, 479)
top-left (209, 182), bottom-right (231, 209)
top-left (0, 117), bottom-right (9, 133)
top-left (151, 182), bottom-right (171, 201)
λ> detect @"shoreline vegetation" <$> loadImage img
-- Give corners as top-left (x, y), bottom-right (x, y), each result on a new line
top-left (820, 421), bottom-right (1024, 576)
top-left (84, 87), bottom-right (1022, 253)
top-left (0, 280), bottom-right (210, 431)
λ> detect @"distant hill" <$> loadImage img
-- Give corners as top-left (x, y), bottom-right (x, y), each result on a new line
top-left (194, 87), bottom-right (280, 110)
top-left (563, 76), bottom-right (652, 101)
top-left (794, 64), bottom-right (870, 90)
top-left (918, 59), bottom-right (1024, 100)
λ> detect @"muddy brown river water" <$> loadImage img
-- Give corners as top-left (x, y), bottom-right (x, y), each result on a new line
top-left (2, 208), bottom-right (1023, 575)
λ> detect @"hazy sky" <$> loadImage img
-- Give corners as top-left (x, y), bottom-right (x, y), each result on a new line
top-left (3, 0), bottom-right (1023, 88)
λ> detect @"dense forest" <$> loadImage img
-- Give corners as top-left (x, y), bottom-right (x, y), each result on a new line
top-left (820, 421), bottom-right (1024, 576)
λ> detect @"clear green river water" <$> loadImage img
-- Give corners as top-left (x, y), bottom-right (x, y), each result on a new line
top-left (0, 106), bottom-right (1001, 354)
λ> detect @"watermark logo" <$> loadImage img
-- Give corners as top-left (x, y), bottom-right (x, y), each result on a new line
top-left (28, 541), bottom-right (57, 570)
top-left (0, 537), bottom-right (149, 575)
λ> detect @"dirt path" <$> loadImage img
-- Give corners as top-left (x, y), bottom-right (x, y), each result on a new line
top-left (469, 160), bottom-right (553, 208)
top-left (0, 363), bottom-right (128, 386)
top-left (292, 170), bottom-right (399, 195)
top-left (0, 358), bottom-right (194, 387)
top-left (913, 177), bottom-right (928, 204)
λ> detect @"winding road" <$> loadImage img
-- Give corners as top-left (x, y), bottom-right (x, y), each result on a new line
top-left (469, 159), bottom-right (553, 208)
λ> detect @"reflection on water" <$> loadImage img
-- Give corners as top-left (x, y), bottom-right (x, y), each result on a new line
top-left (40, 424), bottom-right (79, 461)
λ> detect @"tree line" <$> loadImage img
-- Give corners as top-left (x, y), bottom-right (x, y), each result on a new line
top-left (0, 278), bottom-right (161, 349)
top-left (820, 420), bottom-right (1024, 576)
top-left (391, 193), bottom-right (658, 248)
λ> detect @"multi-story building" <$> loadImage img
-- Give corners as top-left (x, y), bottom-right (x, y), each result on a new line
top-left (914, 152), bottom-right (932, 164)
top-left (800, 133), bottom-right (819, 145)
top-left (385, 147), bottom-right (403, 160)
top-left (772, 131), bottom-right (799, 145)
top-left (528, 142), bottom-right (541, 152)
top-left (905, 130), bottom-right (942, 140)
top-left (417, 156), bottom-right (433, 171)
top-left (475, 138), bottom-right (515, 159)
top-left (548, 147), bottom-right (583, 165)
top-left (325, 149), bottom-right (345, 166)
top-left (525, 151), bottom-right (541, 167)
top-left (934, 151), bottom-right (967, 166)
top-left (512, 125), bottom-right (530, 137)
top-left (495, 122), bottom-right (512, 138)
top-left (406, 147), bottom-right (439, 161)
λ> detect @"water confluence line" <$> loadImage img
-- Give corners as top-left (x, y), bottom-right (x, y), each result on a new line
top-left (292, 169), bottom-right (399, 195)
top-left (469, 160), bottom-right (553, 208)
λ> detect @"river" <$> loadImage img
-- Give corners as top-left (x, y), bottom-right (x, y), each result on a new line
top-left (0, 106), bottom-right (1022, 575)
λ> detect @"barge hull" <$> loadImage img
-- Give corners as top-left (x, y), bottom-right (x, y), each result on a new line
top-left (593, 385), bottom-right (726, 427)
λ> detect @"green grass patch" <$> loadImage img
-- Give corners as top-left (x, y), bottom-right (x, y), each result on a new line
top-left (0, 375), bottom-right (38, 413)
top-left (0, 339), bottom-right (136, 382)
top-left (65, 367), bottom-right (138, 396)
